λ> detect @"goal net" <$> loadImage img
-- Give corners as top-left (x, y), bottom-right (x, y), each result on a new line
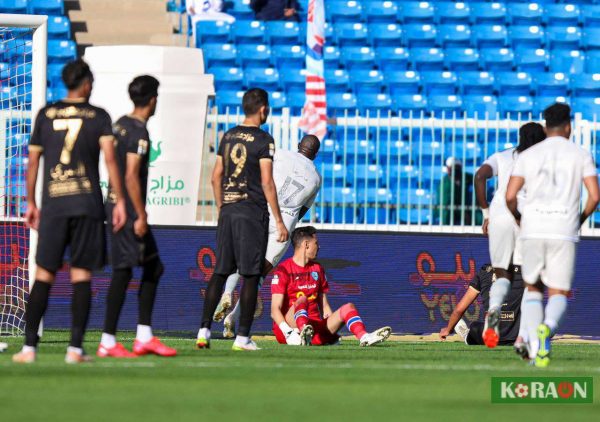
top-left (0, 14), bottom-right (46, 335)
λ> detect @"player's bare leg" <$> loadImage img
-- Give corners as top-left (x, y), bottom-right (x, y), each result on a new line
top-left (327, 303), bottom-right (391, 347)
top-left (483, 266), bottom-right (513, 348)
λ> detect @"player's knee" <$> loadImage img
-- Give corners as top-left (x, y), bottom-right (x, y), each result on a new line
top-left (339, 303), bottom-right (356, 319)
top-left (143, 258), bottom-right (164, 284)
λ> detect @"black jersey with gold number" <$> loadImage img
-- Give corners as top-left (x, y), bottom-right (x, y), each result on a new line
top-left (217, 125), bottom-right (275, 212)
top-left (107, 115), bottom-right (150, 219)
top-left (28, 99), bottom-right (113, 219)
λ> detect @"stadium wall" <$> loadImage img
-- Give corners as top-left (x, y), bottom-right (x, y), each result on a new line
top-left (2, 224), bottom-right (599, 336)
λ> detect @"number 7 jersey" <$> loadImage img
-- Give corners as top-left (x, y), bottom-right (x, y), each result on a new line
top-left (28, 99), bottom-right (114, 219)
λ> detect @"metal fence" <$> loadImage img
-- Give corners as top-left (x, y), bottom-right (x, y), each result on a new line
top-left (198, 107), bottom-right (600, 235)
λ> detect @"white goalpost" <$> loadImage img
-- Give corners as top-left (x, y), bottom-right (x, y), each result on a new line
top-left (0, 14), bottom-right (47, 335)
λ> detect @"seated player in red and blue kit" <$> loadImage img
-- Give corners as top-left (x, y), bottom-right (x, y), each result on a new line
top-left (271, 226), bottom-right (391, 346)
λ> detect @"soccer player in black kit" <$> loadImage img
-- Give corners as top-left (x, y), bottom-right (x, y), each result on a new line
top-left (97, 76), bottom-right (176, 359)
top-left (197, 88), bottom-right (289, 351)
top-left (13, 59), bottom-right (127, 364)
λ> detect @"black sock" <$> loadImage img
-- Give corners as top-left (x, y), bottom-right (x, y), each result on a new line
top-left (70, 281), bottom-right (91, 349)
top-left (238, 275), bottom-right (261, 337)
top-left (25, 281), bottom-right (51, 347)
top-left (103, 268), bottom-right (132, 335)
top-left (138, 259), bottom-right (163, 326)
top-left (201, 273), bottom-right (228, 329)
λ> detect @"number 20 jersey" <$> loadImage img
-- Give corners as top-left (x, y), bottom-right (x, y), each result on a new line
top-left (29, 99), bottom-right (113, 219)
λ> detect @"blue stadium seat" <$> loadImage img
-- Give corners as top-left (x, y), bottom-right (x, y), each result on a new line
top-left (287, 91), bottom-right (306, 113)
top-left (209, 66), bottom-right (244, 90)
top-left (384, 70), bottom-right (421, 95)
top-left (351, 70), bottom-right (385, 95)
top-left (429, 95), bottom-right (463, 116)
top-left (399, 2), bottom-right (435, 24)
top-left (47, 40), bottom-right (76, 63)
top-left (324, 46), bottom-right (341, 69)
top-left (343, 140), bottom-right (377, 161)
top-left (393, 94), bottom-right (428, 117)
top-left (375, 47), bottom-right (410, 71)
top-left (582, 28), bottom-right (600, 50)
top-left (326, 0), bottom-right (363, 23)
top-left (0, 86), bottom-right (17, 108)
top-left (357, 93), bottom-right (393, 115)
top-left (47, 16), bottom-right (70, 40)
top-left (459, 71), bottom-right (495, 95)
top-left (463, 95), bottom-right (499, 117)
top-left (195, 21), bottom-right (231, 46)
top-left (29, 0), bottom-right (64, 15)
top-left (470, 2), bottom-right (507, 24)
top-left (0, 62), bottom-right (9, 80)
top-left (237, 44), bottom-right (271, 69)
top-left (398, 188), bottom-right (433, 207)
top-left (571, 74), bottom-right (600, 98)
top-left (514, 48), bottom-right (548, 72)
top-left (0, 0), bottom-right (27, 14)
top-left (498, 95), bottom-right (534, 117)
top-left (232, 21), bottom-right (266, 45)
top-left (473, 24), bottom-right (507, 48)
top-left (480, 47), bottom-right (515, 71)
top-left (509, 25), bottom-right (545, 49)
top-left (397, 208), bottom-right (432, 225)
top-left (3, 39), bottom-right (33, 62)
top-left (533, 96), bottom-right (568, 117)
top-left (320, 187), bottom-right (357, 224)
top-left (438, 24), bottom-right (472, 48)
top-left (361, 188), bottom-right (395, 225)
top-left (507, 2), bottom-right (544, 25)
top-left (269, 91), bottom-right (287, 112)
top-left (10, 62), bottom-right (32, 82)
top-left (280, 68), bottom-right (306, 94)
top-left (244, 67), bottom-right (279, 91)
top-left (47, 63), bottom-right (64, 88)
top-left (349, 164), bottom-right (386, 187)
top-left (324, 68), bottom-right (350, 93)
top-left (586, 51), bottom-right (600, 74)
top-left (327, 93), bottom-right (358, 115)
top-left (203, 43), bottom-right (237, 68)
top-left (447, 141), bottom-right (483, 162)
top-left (534, 72), bottom-right (569, 97)
top-left (581, 5), bottom-right (600, 28)
top-left (369, 23), bottom-right (402, 47)
top-left (421, 71), bottom-right (458, 95)
top-left (546, 26), bottom-right (581, 51)
top-left (216, 90), bottom-right (244, 112)
top-left (229, 0), bottom-right (254, 20)
top-left (340, 46), bottom-right (376, 71)
top-left (271, 45), bottom-right (305, 70)
top-left (543, 4), bottom-right (580, 27)
top-left (319, 163), bottom-right (348, 189)
top-left (363, 1), bottom-right (398, 24)
top-left (446, 47), bottom-right (479, 71)
top-left (496, 72), bottom-right (533, 95)
top-left (410, 47), bottom-right (445, 71)
top-left (435, 2), bottom-right (471, 24)
top-left (404, 24), bottom-right (438, 48)
top-left (265, 21), bottom-right (301, 46)
top-left (334, 23), bottom-right (369, 47)
top-left (572, 97), bottom-right (600, 120)
top-left (412, 141), bottom-right (445, 162)
top-left (47, 86), bottom-right (67, 102)
top-left (549, 49), bottom-right (586, 74)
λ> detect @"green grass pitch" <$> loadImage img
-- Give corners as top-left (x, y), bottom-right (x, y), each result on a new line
top-left (0, 331), bottom-right (599, 421)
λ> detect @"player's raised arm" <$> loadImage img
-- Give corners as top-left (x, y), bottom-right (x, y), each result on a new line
top-left (211, 155), bottom-right (224, 210)
top-left (260, 158), bottom-right (289, 242)
top-left (439, 287), bottom-right (479, 340)
top-left (101, 136), bottom-right (126, 232)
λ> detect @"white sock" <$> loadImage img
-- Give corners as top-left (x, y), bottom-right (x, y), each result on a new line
top-left (234, 335), bottom-right (248, 345)
top-left (517, 292), bottom-right (528, 342)
top-left (198, 327), bottom-right (211, 340)
top-left (67, 346), bottom-right (83, 356)
top-left (101, 333), bottom-right (116, 349)
top-left (523, 290), bottom-right (544, 359)
top-left (229, 300), bottom-right (241, 322)
top-left (22, 345), bottom-right (36, 354)
top-left (136, 325), bottom-right (153, 343)
top-left (544, 294), bottom-right (568, 336)
top-left (489, 277), bottom-right (511, 311)
top-left (224, 272), bottom-right (241, 296)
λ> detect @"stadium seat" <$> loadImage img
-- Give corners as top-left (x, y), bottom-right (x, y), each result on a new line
top-left (534, 72), bottom-right (569, 97)
top-left (47, 86), bottom-right (67, 103)
top-left (582, 28), bottom-right (600, 50)
top-left (324, 46), bottom-right (341, 69)
top-left (398, 187), bottom-right (433, 208)
top-left (363, 1), bottom-right (399, 24)
top-left (195, 21), bottom-right (231, 46)
top-left (47, 40), bottom-right (76, 63)
top-left (280, 68), bottom-right (306, 94)
top-left (343, 141), bottom-right (377, 162)
top-left (533, 96), bottom-right (568, 117)
top-left (237, 44), bottom-right (271, 69)
top-left (472, 24), bottom-right (507, 48)
top-left (229, 0), bottom-right (254, 20)
top-left (410, 47), bottom-right (445, 71)
top-left (361, 188), bottom-right (395, 225)
top-left (265, 21), bottom-right (301, 46)
top-left (243, 67), bottom-right (279, 91)
top-left (404, 24), bottom-right (438, 48)
top-left (470, 2), bottom-right (507, 24)
top-left (581, 5), bottom-right (600, 28)
top-left (514, 48), bottom-right (548, 72)
top-left (215, 90), bottom-right (244, 112)
top-left (549, 49), bottom-right (586, 74)
top-left (447, 141), bottom-right (483, 162)
top-left (47, 16), bottom-right (70, 40)
top-left (368, 24), bottom-right (403, 47)
top-left (384, 70), bottom-right (421, 95)
top-left (571, 74), bottom-right (600, 98)
top-left (0, 86), bottom-right (17, 108)
top-left (349, 164), bottom-right (386, 186)
top-left (459, 71), bottom-right (495, 95)
top-left (375, 47), bottom-right (410, 71)
top-left (357, 93), bottom-right (393, 115)
top-left (209, 66), bottom-right (244, 90)
top-left (463, 95), bottom-right (499, 117)
top-left (445, 48), bottom-right (480, 71)
top-left (0, 0), bottom-right (28, 14)
top-left (269, 91), bottom-right (287, 113)
top-left (498, 95), bottom-right (534, 117)
top-left (326, 1), bottom-right (363, 23)
top-left (350, 70), bottom-right (385, 95)
top-left (435, 2), bottom-right (471, 25)
top-left (437, 24), bottom-right (472, 48)
top-left (398, 2), bottom-right (435, 24)
top-left (271, 45), bottom-right (305, 70)
top-left (324, 68), bottom-right (350, 93)
top-left (340, 46), bottom-right (376, 71)
top-left (572, 97), bottom-right (600, 120)
top-left (320, 187), bottom-right (357, 224)
top-left (509, 25), bottom-right (545, 49)
top-left (10, 62), bottom-right (31, 83)
top-left (507, 2), bottom-right (544, 26)
top-left (0, 62), bottom-right (9, 81)
top-left (421, 71), bottom-right (458, 95)
top-left (327, 92), bottom-right (358, 115)
top-left (232, 21), bottom-right (266, 45)
top-left (29, 0), bottom-right (64, 15)
top-left (546, 26), bottom-right (582, 51)
top-left (47, 62), bottom-right (64, 88)
top-left (393, 94), bottom-right (429, 117)
top-left (287, 91), bottom-right (306, 114)
top-left (429, 95), bottom-right (463, 116)
top-left (496, 72), bottom-right (533, 95)
top-left (543, 4), bottom-right (580, 27)
top-left (3, 39), bottom-right (32, 62)
top-left (480, 48), bottom-right (515, 71)
top-left (203, 43), bottom-right (237, 68)
top-left (586, 51), bottom-right (600, 74)
top-left (334, 23), bottom-right (369, 47)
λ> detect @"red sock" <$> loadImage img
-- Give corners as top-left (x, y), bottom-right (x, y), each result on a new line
top-left (340, 303), bottom-right (367, 340)
top-left (293, 297), bottom-right (309, 330)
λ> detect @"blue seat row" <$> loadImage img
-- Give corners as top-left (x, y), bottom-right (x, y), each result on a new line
top-left (0, 0), bottom-right (65, 16)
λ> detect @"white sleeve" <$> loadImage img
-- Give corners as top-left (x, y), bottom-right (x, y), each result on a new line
top-left (512, 154), bottom-right (526, 178)
top-left (304, 175), bottom-right (322, 208)
top-left (212, 0), bottom-right (223, 11)
top-left (582, 150), bottom-right (597, 178)
top-left (482, 153), bottom-right (499, 176)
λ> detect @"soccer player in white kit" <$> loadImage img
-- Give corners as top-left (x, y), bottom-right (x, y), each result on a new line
top-left (506, 103), bottom-right (599, 367)
top-left (213, 135), bottom-right (322, 338)
top-left (475, 123), bottom-right (545, 349)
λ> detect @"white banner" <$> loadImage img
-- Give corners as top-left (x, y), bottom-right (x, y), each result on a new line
top-left (84, 45), bottom-right (214, 225)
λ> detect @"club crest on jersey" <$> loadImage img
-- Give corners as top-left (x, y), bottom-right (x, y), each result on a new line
top-left (138, 139), bottom-right (149, 155)
top-left (311, 271), bottom-right (319, 281)
top-left (272, 274), bottom-right (279, 285)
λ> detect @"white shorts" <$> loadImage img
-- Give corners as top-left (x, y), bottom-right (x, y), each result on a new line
top-left (488, 215), bottom-right (521, 269)
top-left (520, 239), bottom-right (576, 291)
top-left (265, 214), bottom-right (297, 267)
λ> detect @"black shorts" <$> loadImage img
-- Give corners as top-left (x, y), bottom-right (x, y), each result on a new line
top-left (36, 215), bottom-right (106, 273)
top-left (108, 219), bottom-right (160, 270)
top-left (466, 321), bottom-right (516, 346)
top-left (214, 202), bottom-right (269, 276)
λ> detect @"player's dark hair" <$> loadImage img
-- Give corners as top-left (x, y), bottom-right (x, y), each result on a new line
top-left (242, 88), bottom-right (269, 116)
top-left (544, 103), bottom-right (571, 129)
top-left (62, 59), bottom-right (93, 90)
top-left (292, 226), bottom-right (317, 249)
top-left (129, 75), bottom-right (160, 107)
top-left (516, 122), bottom-right (545, 153)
